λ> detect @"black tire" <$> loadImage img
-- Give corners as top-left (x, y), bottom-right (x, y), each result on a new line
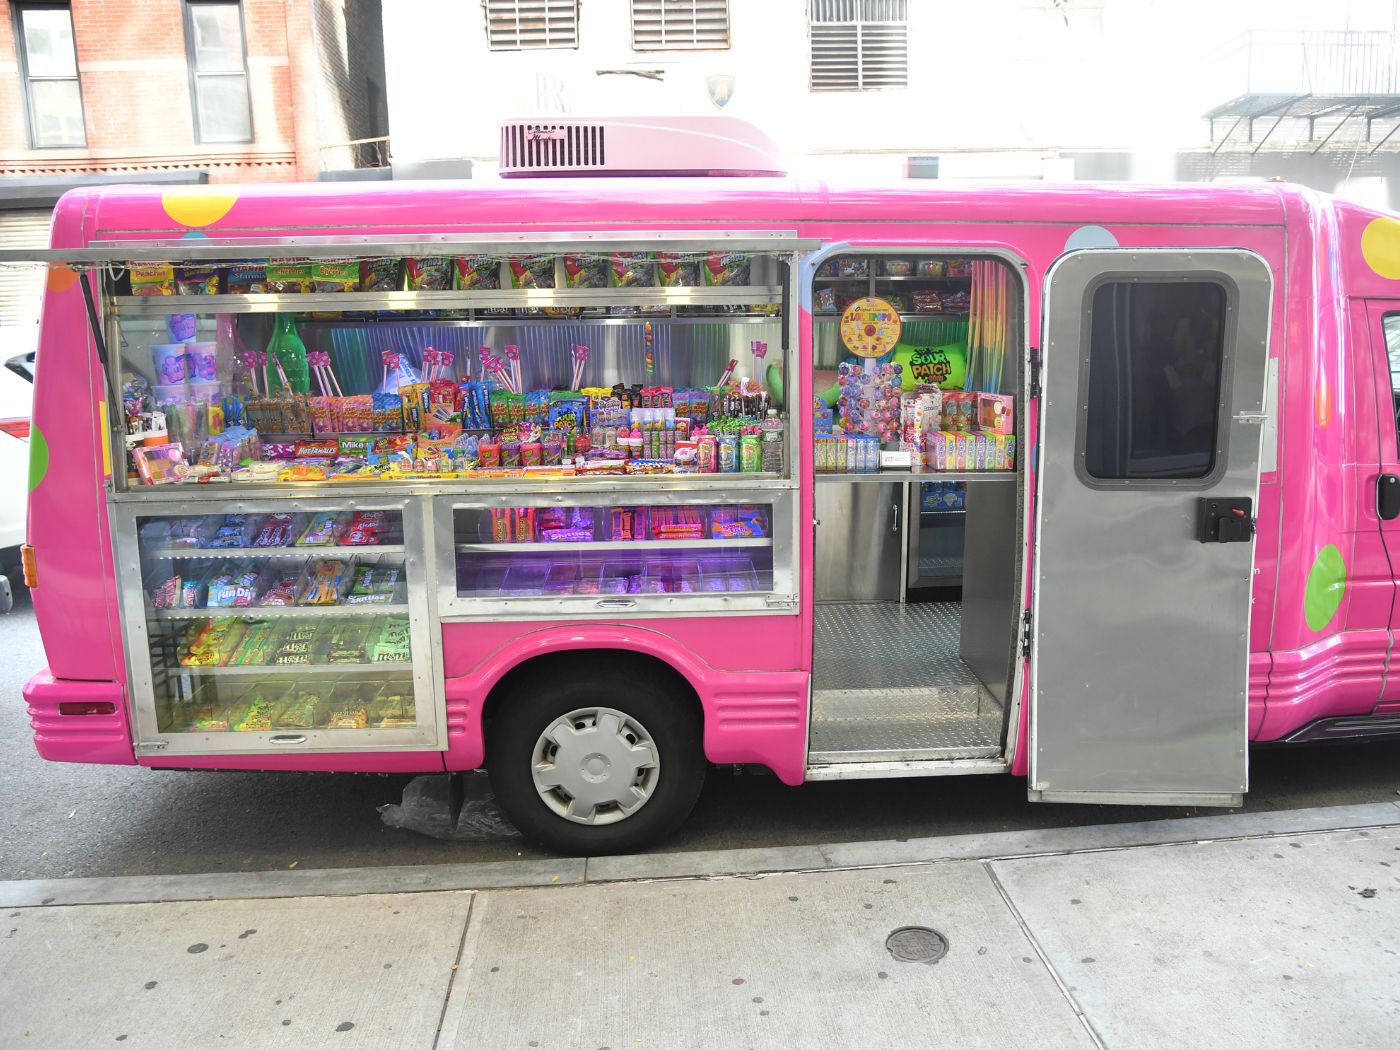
top-left (487, 667), bottom-right (706, 855)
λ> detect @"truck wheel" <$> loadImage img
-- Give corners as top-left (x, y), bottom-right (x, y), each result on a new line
top-left (487, 675), bottom-right (706, 855)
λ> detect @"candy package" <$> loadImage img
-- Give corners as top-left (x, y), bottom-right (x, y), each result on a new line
top-left (175, 266), bottom-right (220, 295)
top-left (340, 510), bottom-right (389, 546)
top-left (130, 262), bottom-right (175, 296)
top-left (265, 259), bottom-right (313, 294)
top-left (298, 559), bottom-right (347, 605)
top-left (563, 254), bottom-right (608, 288)
top-left (297, 512), bottom-right (341, 547)
top-left (703, 252), bottom-right (751, 286)
top-left (134, 444), bottom-right (187, 485)
top-left (507, 255), bottom-right (554, 289)
top-left (656, 252), bottom-right (700, 287)
top-left (206, 565), bottom-right (260, 608)
top-left (257, 570), bottom-right (300, 608)
top-left (206, 514), bottom-right (252, 549)
top-left (610, 252), bottom-right (654, 287)
top-left (252, 513), bottom-right (296, 548)
top-left (312, 259), bottom-right (359, 293)
top-left (360, 258), bottom-right (403, 291)
top-left (405, 257), bottom-right (453, 291)
top-left (150, 575), bottom-right (181, 609)
top-left (225, 263), bottom-right (269, 294)
top-left (454, 256), bottom-right (501, 290)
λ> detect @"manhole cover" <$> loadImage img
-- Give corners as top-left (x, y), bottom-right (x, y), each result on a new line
top-left (885, 926), bottom-right (949, 964)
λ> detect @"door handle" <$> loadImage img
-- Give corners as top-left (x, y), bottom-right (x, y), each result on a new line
top-left (891, 501), bottom-right (901, 533)
top-left (1196, 497), bottom-right (1254, 543)
top-left (596, 598), bottom-right (636, 610)
top-left (1379, 474), bottom-right (1400, 521)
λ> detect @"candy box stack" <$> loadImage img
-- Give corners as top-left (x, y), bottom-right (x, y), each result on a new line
top-left (976, 392), bottom-right (1015, 435)
top-left (900, 389), bottom-right (943, 465)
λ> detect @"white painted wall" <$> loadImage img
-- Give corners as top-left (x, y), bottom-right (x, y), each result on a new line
top-left (382, 0), bottom-right (1400, 179)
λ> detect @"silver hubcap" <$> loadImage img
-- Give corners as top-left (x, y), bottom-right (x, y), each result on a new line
top-left (531, 707), bottom-right (661, 825)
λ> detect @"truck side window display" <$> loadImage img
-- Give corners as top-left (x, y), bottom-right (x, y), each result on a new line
top-left (114, 251), bottom-right (788, 487)
top-left (137, 509), bottom-right (416, 735)
top-left (813, 254), bottom-right (1017, 474)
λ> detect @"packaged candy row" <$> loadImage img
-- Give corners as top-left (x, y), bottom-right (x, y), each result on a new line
top-left (468, 503), bottom-right (770, 545)
top-left (463, 554), bottom-right (769, 598)
top-left (816, 257), bottom-right (975, 280)
top-left (921, 481), bottom-right (967, 512)
top-left (173, 613), bottom-right (411, 668)
top-left (174, 679), bottom-right (416, 733)
top-left (142, 510), bottom-right (397, 552)
top-left (127, 252), bottom-right (761, 296)
top-left (150, 556), bottom-right (403, 611)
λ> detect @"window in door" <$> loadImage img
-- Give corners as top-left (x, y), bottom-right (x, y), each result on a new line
top-left (1381, 313), bottom-right (1400, 449)
top-left (183, 0), bottom-right (253, 143)
top-left (14, 3), bottom-right (86, 148)
top-left (1082, 280), bottom-right (1228, 481)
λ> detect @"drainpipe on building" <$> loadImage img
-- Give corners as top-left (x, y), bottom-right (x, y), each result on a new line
top-left (284, 1), bottom-right (322, 183)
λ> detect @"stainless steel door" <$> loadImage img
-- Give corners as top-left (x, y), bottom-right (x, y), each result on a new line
top-left (1032, 249), bottom-right (1271, 806)
top-left (815, 481), bottom-right (904, 602)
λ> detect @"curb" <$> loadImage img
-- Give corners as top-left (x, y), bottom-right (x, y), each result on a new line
top-left (3, 800), bottom-right (1397, 910)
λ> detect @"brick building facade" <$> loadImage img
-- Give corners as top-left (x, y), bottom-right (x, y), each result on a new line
top-left (0, 0), bottom-right (386, 184)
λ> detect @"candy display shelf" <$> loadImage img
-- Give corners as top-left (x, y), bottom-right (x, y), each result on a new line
top-left (149, 603), bottom-right (410, 620)
top-left (113, 285), bottom-right (783, 316)
top-left (170, 661), bottom-right (413, 677)
top-left (455, 538), bottom-right (771, 553)
top-left (145, 545), bottom-right (407, 560)
top-left (816, 470), bottom-right (1015, 483)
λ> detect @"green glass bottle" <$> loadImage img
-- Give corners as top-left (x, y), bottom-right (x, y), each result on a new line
top-left (267, 313), bottom-right (310, 393)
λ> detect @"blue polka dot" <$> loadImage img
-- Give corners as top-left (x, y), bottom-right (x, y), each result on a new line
top-left (181, 231), bottom-right (210, 239)
top-left (1064, 225), bottom-right (1118, 251)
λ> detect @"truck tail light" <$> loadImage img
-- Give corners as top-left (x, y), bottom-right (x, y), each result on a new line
top-left (59, 702), bottom-right (116, 716)
top-left (21, 544), bottom-right (36, 589)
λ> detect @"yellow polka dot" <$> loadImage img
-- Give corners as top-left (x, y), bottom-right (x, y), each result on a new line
top-left (1361, 217), bottom-right (1400, 279)
top-left (161, 188), bottom-right (238, 228)
top-left (45, 264), bottom-right (78, 292)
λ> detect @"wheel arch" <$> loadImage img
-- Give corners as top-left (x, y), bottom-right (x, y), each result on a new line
top-left (441, 623), bottom-right (809, 785)
top-left (480, 647), bottom-right (704, 737)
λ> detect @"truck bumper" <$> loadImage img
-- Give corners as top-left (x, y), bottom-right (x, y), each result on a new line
top-left (24, 669), bottom-right (134, 765)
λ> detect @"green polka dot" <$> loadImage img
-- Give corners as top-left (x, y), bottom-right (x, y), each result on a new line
top-left (27, 424), bottom-right (48, 493)
top-left (1304, 544), bottom-right (1346, 633)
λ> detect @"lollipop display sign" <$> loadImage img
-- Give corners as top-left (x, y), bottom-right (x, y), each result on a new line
top-left (839, 296), bottom-right (902, 359)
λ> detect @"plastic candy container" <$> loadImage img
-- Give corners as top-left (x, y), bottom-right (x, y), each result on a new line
top-left (836, 361), bottom-right (903, 445)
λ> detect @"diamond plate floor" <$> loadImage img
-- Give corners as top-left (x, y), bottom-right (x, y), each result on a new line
top-left (810, 602), bottom-right (1004, 764)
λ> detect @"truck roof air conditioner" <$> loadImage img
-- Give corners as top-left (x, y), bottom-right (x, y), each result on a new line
top-left (498, 116), bottom-right (786, 178)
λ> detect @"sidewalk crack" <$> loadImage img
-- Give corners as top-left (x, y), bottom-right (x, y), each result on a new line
top-left (430, 893), bottom-right (476, 1050)
top-left (981, 860), bottom-right (1107, 1050)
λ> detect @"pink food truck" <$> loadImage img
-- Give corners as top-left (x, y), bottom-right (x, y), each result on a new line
top-left (12, 121), bottom-right (1400, 853)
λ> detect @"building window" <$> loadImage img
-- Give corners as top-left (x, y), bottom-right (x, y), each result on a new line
top-left (14, 3), bottom-right (86, 148)
top-left (631, 0), bottom-right (729, 51)
top-left (484, 0), bottom-right (580, 50)
top-left (809, 0), bottom-right (908, 92)
top-left (1082, 281), bottom-right (1228, 481)
top-left (183, 0), bottom-right (253, 143)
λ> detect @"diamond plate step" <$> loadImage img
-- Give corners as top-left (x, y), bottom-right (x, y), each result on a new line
top-left (809, 601), bottom-right (1005, 764)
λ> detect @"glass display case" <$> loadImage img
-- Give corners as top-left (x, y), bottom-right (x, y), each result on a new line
top-left (112, 496), bottom-right (440, 755)
top-left (103, 247), bottom-right (795, 494)
top-left (434, 489), bottom-right (796, 618)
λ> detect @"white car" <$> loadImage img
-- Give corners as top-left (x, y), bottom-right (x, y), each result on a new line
top-left (0, 347), bottom-right (36, 613)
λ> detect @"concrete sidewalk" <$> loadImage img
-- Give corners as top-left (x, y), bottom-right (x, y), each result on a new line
top-left (3, 802), bottom-right (1399, 1049)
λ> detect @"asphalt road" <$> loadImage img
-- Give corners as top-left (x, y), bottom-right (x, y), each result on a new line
top-left (3, 592), bottom-right (1399, 881)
